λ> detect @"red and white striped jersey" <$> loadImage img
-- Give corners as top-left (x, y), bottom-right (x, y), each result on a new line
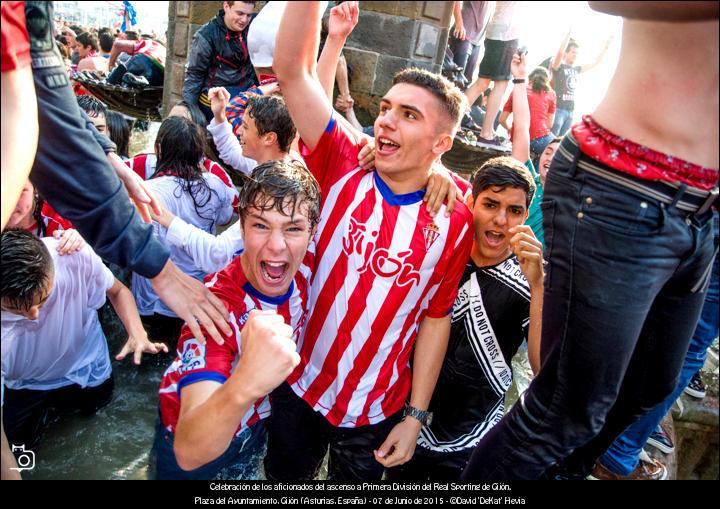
top-left (126, 153), bottom-right (239, 209)
top-left (158, 250), bottom-right (313, 437)
top-left (288, 117), bottom-right (474, 428)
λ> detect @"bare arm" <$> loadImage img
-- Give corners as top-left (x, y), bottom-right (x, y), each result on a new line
top-left (579, 37), bottom-right (612, 73)
top-left (106, 278), bottom-right (168, 364)
top-left (509, 225), bottom-right (544, 374)
top-left (174, 311), bottom-right (299, 470)
top-left (510, 53), bottom-right (530, 163)
top-left (1, 425), bottom-right (21, 480)
top-left (375, 315), bottom-right (451, 468)
top-left (499, 110), bottom-right (512, 133)
top-left (1, 67), bottom-right (38, 230)
top-left (452, 1), bottom-right (466, 41)
top-left (552, 29), bottom-right (572, 71)
top-left (275, 1), bottom-right (354, 151)
top-left (108, 39), bottom-right (136, 69)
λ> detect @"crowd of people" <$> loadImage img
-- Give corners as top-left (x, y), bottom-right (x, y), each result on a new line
top-left (1, 0), bottom-right (718, 483)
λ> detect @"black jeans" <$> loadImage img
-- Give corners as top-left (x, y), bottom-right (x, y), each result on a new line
top-left (264, 382), bottom-right (403, 481)
top-left (3, 376), bottom-right (114, 451)
top-left (462, 135), bottom-right (715, 479)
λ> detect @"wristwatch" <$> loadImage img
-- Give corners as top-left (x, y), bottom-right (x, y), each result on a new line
top-left (404, 403), bottom-right (433, 426)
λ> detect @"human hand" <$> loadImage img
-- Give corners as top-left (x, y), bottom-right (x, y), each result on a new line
top-left (373, 417), bottom-right (422, 468)
top-left (208, 86), bottom-right (231, 123)
top-left (335, 94), bottom-right (354, 112)
top-left (258, 81), bottom-right (281, 96)
top-left (233, 310), bottom-right (300, 400)
top-left (150, 259), bottom-right (231, 346)
top-left (425, 161), bottom-right (464, 217)
top-left (148, 200), bottom-right (176, 229)
top-left (453, 22), bottom-right (466, 41)
top-left (511, 51), bottom-right (527, 80)
top-left (116, 333), bottom-right (169, 365)
top-left (53, 228), bottom-right (86, 255)
top-left (112, 154), bottom-right (163, 223)
top-left (357, 135), bottom-right (376, 170)
top-left (328, 1), bottom-right (360, 39)
top-left (508, 225), bottom-right (544, 290)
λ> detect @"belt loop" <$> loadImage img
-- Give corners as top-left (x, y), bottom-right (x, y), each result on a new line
top-left (668, 183), bottom-right (687, 211)
top-left (565, 134), bottom-right (581, 178)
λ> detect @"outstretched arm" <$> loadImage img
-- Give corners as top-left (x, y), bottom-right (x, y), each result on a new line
top-left (579, 36), bottom-right (612, 73)
top-left (551, 28), bottom-right (572, 71)
top-left (275, 1), bottom-right (342, 151)
top-left (510, 52), bottom-right (530, 163)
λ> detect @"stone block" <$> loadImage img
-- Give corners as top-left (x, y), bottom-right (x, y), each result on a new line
top-left (189, 2), bottom-right (219, 25)
top-left (343, 48), bottom-right (378, 96)
top-left (347, 11), bottom-right (417, 59)
top-left (394, 1), bottom-right (423, 19)
top-left (414, 22), bottom-right (440, 59)
top-left (173, 22), bottom-right (189, 58)
top-left (360, 2), bottom-right (398, 17)
top-left (176, 1), bottom-right (190, 18)
top-left (422, 1), bottom-right (453, 26)
top-left (171, 61), bottom-right (186, 97)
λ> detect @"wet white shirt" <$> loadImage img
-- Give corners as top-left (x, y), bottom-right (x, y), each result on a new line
top-left (1, 238), bottom-right (115, 391)
top-left (166, 216), bottom-right (244, 274)
top-left (132, 173), bottom-right (236, 317)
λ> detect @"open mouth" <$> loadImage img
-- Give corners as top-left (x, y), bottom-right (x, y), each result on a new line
top-left (484, 230), bottom-right (505, 248)
top-left (260, 261), bottom-right (289, 284)
top-left (377, 137), bottom-right (400, 156)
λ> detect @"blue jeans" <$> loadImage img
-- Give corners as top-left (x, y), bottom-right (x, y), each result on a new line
top-left (461, 134), bottom-right (715, 479)
top-left (601, 212), bottom-right (719, 475)
top-left (149, 417), bottom-right (267, 480)
top-left (552, 108), bottom-right (574, 137)
top-left (530, 134), bottom-right (555, 156)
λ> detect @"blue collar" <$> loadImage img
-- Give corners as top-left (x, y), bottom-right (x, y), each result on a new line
top-left (242, 280), bottom-right (295, 305)
top-left (374, 172), bottom-right (426, 206)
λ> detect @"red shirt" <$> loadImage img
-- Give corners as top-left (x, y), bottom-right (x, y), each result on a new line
top-left (159, 253), bottom-right (312, 436)
top-left (287, 117), bottom-right (474, 427)
top-left (1, 1), bottom-right (31, 72)
top-left (503, 87), bottom-right (556, 140)
top-left (573, 116), bottom-right (718, 191)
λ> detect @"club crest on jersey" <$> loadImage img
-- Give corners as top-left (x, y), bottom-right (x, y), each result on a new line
top-left (343, 217), bottom-right (421, 287)
top-left (178, 338), bottom-right (206, 374)
top-left (423, 222), bottom-right (440, 251)
top-left (238, 308), bottom-right (256, 326)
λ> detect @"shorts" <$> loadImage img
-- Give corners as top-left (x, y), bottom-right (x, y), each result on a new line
top-left (477, 38), bottom-right (518, 81)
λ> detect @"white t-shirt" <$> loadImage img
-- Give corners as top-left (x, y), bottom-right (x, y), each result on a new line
top-left (166, 216), bottom-right (244, 274)
top-left (207, 118), bottom-right (257, 176)
top-left (1, 238), bottom-right (115, 391)
top-left (131, 173), bottom-right (236, 317)
top-left (485, 1), bottom-right (518, 42)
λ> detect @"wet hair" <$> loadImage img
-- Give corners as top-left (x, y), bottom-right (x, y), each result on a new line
top-left (471, 156), bottom-right (536, 207)
top-left (99, 31), bottom-right (115, 53)
top-left (245, 94), bottom-right (296, 153)
top-left (565, 40), bottom-right (579, 53)
top-left (76, 32), bottom-right (99, 51)
top-left (77, 95), bottom-right (108, 119)
top-left (238, 160), bottom-right (321, 230)
top-left (169, 99), bottom-right (219, 164)
top-left (225, 1), bottom-right (257, 6)
top-left (106, 110), bottom-right (133, 159)
top-left (1, 229), bottom-right (54, 312)
top-left (153, 116), bottom-right (219, 223)
top-left (124, 30), bottom-right (139, 41)
top-left (392, 67), bottom-right (468, 132)
top-left (529, 67), bottom-right (551, 93)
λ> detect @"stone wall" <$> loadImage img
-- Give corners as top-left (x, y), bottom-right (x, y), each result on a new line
top-left (163, 1), bottom-right (454, 121)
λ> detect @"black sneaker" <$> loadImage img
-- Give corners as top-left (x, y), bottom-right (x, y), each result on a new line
top-left (684, 372), bottom-right (706, 399)
top-left (122, 72), bottom-right (149, 88)
top-left (646, 424), bottom-right (674, 454)
top-left (476, 136), bottom-right (510, 151)
top-left (106, 62), bottom-right (127, 85)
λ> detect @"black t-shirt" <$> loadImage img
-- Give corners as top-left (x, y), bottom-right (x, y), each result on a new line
top-left (552, 63), bottom-right (581, 111)
top-left (417, 256), bottom-right (530, 468)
